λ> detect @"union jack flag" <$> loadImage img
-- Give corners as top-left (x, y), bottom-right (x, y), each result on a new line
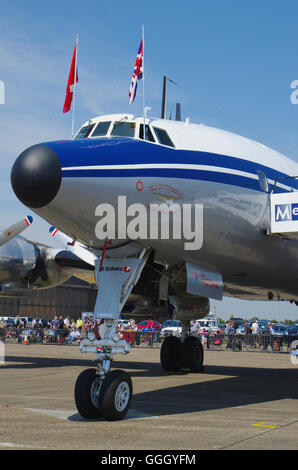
top-left (128, 39), bottom-right (143, 104)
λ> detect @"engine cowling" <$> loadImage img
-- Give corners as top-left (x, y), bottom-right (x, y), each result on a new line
top-left (0, 236), bottom-right (94, 296)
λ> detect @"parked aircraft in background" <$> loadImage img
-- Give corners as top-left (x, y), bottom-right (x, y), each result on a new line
top-left (0, 216), bottom-right (94, 297)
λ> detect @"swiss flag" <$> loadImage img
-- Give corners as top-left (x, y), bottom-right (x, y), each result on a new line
top-left (63, 42), bottom-right (78, 113)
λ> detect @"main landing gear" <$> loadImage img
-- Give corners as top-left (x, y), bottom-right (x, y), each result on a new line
top-left (160, 333), bottom-right (204, 372)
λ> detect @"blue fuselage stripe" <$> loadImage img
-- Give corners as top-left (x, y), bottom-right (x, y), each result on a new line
top-left (61, 168), bottom-right (287, 193)
top-left (44, 137), bottom-right (298, 193)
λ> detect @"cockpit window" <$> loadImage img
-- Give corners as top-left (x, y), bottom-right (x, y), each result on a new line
top-left (152, 127), bottom-right (175, 148)
top-left (139, 124), bottom-right (155, 142)
top-left (111, 121), bottom-right (136, 137)
top-left (74, 124), bottom-right (95, 139)
top-left (91, 121), bottom-right (111, 137)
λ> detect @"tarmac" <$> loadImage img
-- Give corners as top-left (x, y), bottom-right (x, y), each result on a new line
top-left (0, 343), bottom-right (297, 450)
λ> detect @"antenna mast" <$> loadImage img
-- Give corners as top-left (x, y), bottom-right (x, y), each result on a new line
top-left (161, 75), bottom-right (167, 119)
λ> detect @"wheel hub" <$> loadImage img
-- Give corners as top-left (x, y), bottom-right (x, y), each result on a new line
top-left (90, 378), bottom-right (102, 408)
top-left (115, 381), bottom-right (130, 412)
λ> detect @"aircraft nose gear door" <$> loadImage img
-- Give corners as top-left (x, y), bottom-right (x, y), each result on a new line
top-left (76, 248), bottom-right (150, 421)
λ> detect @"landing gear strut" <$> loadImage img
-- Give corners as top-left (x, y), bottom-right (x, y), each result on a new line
top-left (75, 249), bottom-right (150, 421)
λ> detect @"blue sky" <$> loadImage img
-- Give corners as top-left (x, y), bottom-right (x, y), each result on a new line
top-left (0, 0), bottom-right (298, 320)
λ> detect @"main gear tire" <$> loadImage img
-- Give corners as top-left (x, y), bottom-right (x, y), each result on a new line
top-left (182, 336), bottom-right (204, 372)
top-left (160, 335), bottom-right (182, 371)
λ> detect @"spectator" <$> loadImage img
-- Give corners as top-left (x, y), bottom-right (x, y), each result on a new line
top-left (243, 321), bottom-right (252, 346)
top-left (251, 319), bottom-right (259, 348)
top-left (58, 324), bottom-right (69, 344)
top-left (200, 327), bottom-right (209, 345)
top-left (83, 317), bottom-right (91, 330)
top-left (14, 315), bottom-right (23, 328)
top-left (226, 321), bottom-right (236, 349)
top-left (34, 327), bottom-right (43, 343)
top-left (48, 325), bottom-right (57, 343)
top-left (51, 316), bottom-right (59, 329)
top-left (263, 322), bottom-right (274, 351)
top-left (251, 320), bottom-right (259, 335)
top-left (66, 327), bottom-right (81, 344)
top-left (190, 321), bottom-right (200, 335)
top-left (58, 316), bottom-right (64, 330)
top-left (128, 318), bottom-right (136, 331)
top-left (244, 321), bottom-right (251, 334)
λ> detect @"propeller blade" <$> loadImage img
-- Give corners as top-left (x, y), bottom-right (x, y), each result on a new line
top-left (0, 216), bottom-right (33, 247)
top-left (49, 226), bottom-right (96, 267)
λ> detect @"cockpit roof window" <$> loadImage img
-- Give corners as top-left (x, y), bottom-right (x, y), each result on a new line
top-left (139, 124), bottom-right (155, 143)
top-left (152, 127), bottom-right (175, 148)
top-left (74, 124), bottom-right (95, 140)
top-left (111, 121), bottom-right (136, 137)
top-left (91, 121), bottom-right (111, 137)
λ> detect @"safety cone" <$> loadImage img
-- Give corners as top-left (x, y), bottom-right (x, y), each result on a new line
top-left (23, 333), bottom-right (28, 345)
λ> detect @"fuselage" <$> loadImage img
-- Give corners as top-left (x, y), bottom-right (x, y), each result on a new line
top-left (11, 114), bottom-right (298, 302)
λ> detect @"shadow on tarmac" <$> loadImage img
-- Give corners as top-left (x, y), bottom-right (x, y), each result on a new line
top-left (3, 353), bottom-right (298, 418)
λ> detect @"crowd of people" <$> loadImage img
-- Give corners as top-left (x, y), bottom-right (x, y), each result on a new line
top-left (189, 318), bottom-right (283, 351)
top-left (0, 315), bottom-right (147, 346)
top-left (0, 315), bottom-right (295, 351)
top-left (0, 315), bottom-right (98, 345)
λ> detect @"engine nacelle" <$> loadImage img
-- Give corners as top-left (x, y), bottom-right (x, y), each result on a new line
top-left (0, 236), bottom-right (36, 283)
top-left (0, 236), bottom-right (94, 297)
top-left (169, 293), bottom-right (210, 323)
top-left (26, 247), bottom-right (94, 290)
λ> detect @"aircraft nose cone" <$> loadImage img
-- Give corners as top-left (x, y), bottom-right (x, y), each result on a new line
top-left (11, 144), bottom-right (62, 208)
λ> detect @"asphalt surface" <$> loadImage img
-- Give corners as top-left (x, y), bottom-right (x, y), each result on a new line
top-left (0, 344), bottom-right (297, 450)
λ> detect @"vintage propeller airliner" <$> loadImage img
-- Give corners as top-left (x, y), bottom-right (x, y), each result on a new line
top-left (11, 111), bottom-right (298, 420)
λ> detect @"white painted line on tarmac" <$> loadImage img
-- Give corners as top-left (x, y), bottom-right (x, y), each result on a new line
top-left (25, 408), bottom-right (72, 421)
top-left (0, 442), bottom-right (48, 449)
top-left (127, 409), bottom-right (163, 420)
top-left (25, 407), bottom-right (163, 421)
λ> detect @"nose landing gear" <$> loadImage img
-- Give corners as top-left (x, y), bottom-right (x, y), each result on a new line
top-left (75, 249), bottom-right (150, 421)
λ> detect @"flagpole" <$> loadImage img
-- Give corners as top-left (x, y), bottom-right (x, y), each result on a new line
top-left (142, 25), bottom-right (146, 139)
top-left (71, 33), bottom-right (79, 139)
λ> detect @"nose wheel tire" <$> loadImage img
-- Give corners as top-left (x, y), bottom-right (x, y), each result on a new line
top-left (99, 369), bottom-right (133, 421)
top-left (74, 368), bottom-right (102, 419)
top-left (75, 368), bottom-right (132, 421)
top-left (160, 335), bottom-right (182, 371)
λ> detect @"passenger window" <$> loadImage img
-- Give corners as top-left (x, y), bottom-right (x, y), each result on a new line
top-left (152, 127), bottom-right (175, 148)
top-left (111, 122), bottom-right (136, 137)
top-left (92, 121), bottom-right (111, 137)
top-left (74, 124), bottom-right (95, 139)
top-left (139, 124), bottom-right (155, 142)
